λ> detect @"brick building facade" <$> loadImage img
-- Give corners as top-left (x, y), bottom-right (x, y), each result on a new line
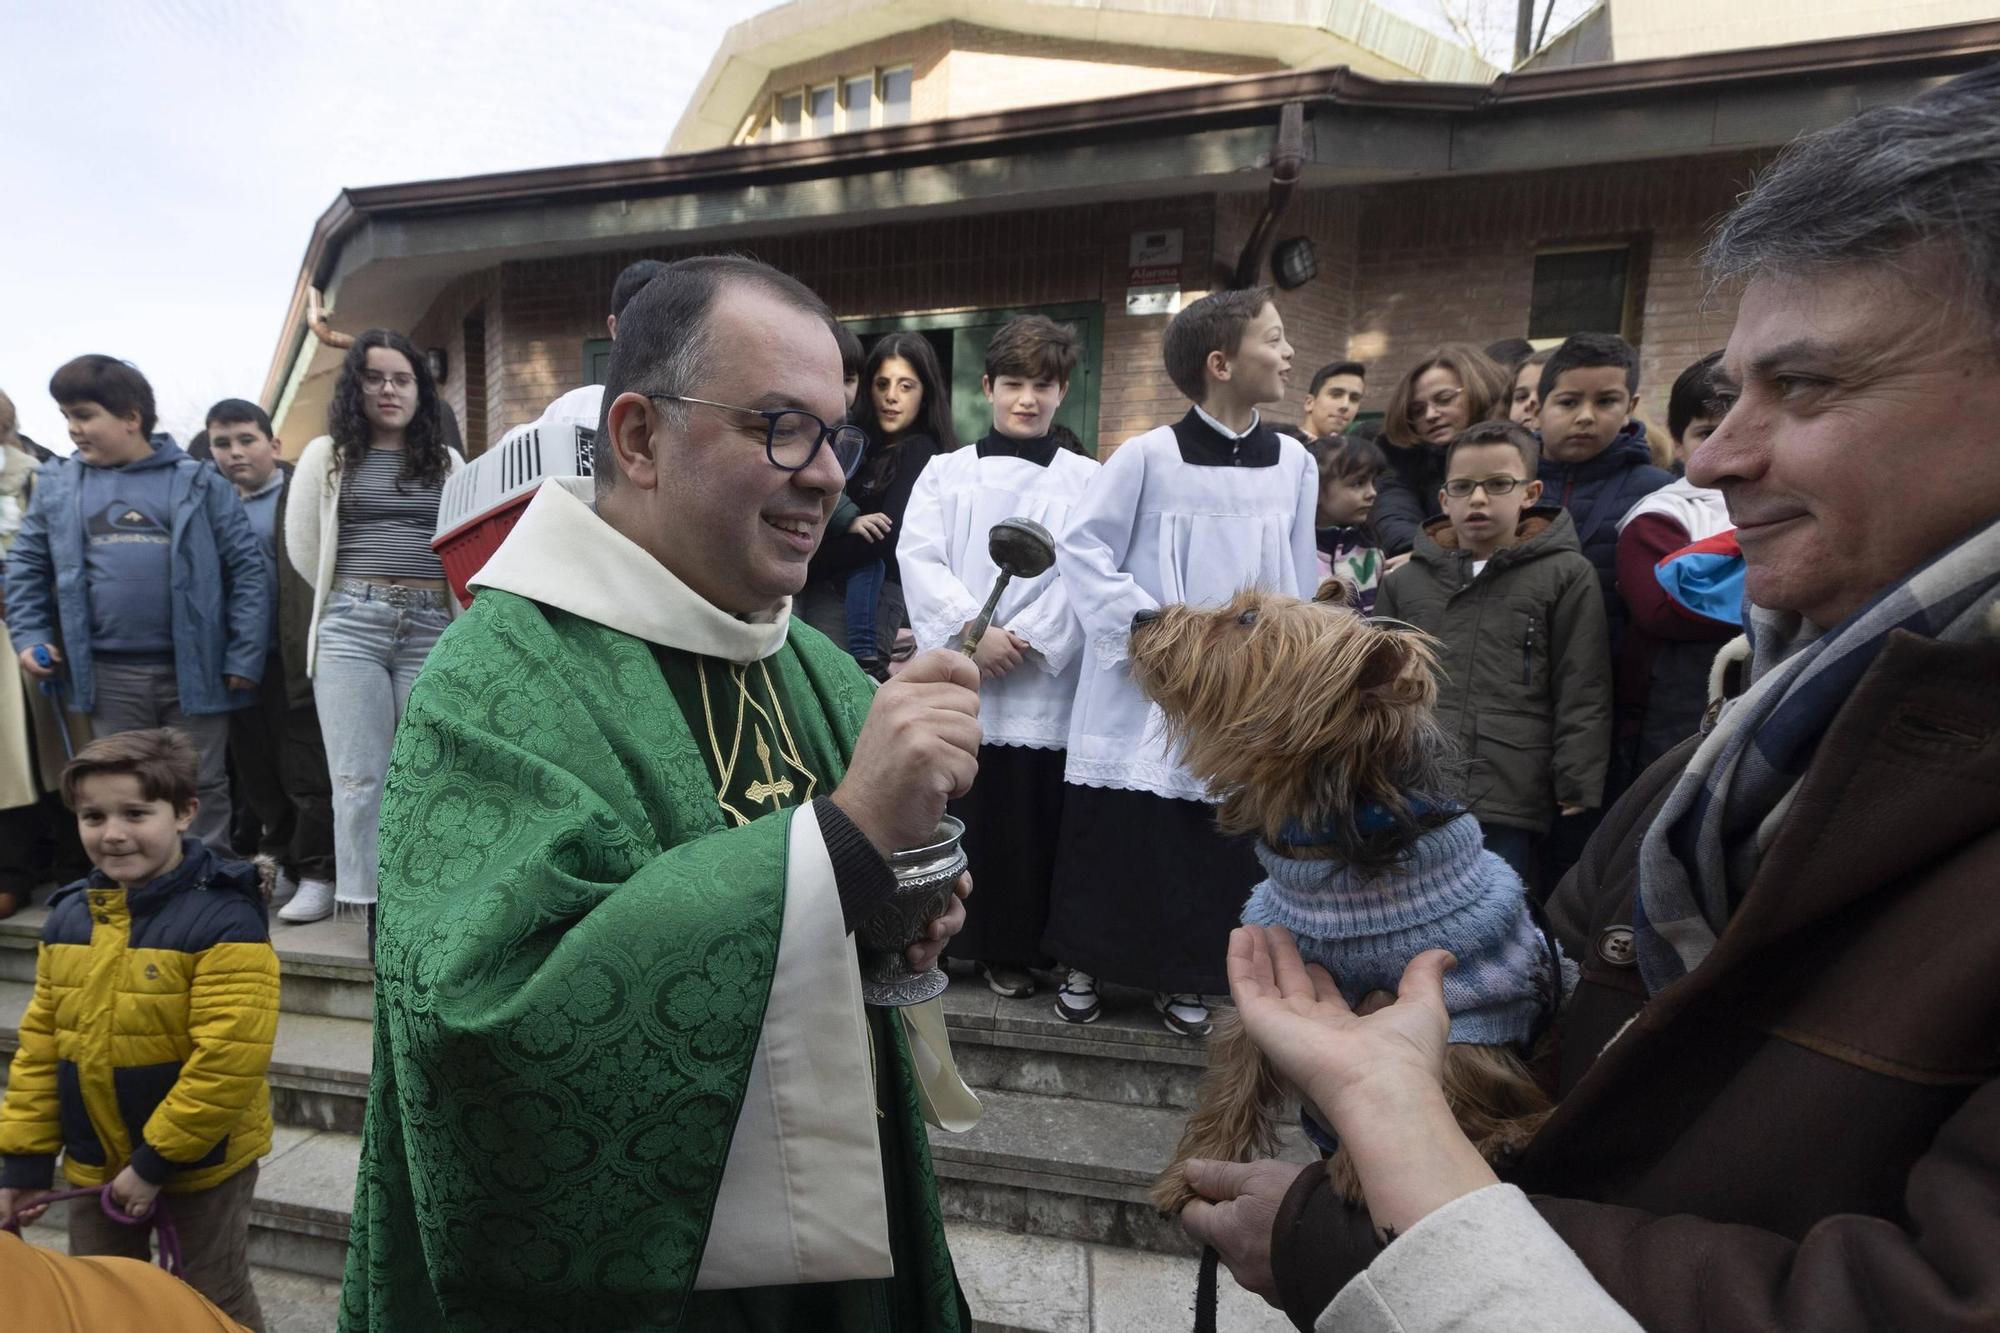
top-left (405, 154), bottom-right (1754, 461)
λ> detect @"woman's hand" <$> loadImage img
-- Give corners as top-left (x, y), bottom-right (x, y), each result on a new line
top-left (849, 512), bottom-right (894, 542)
top-left (1227, 925), bottom-right (1453, 1126)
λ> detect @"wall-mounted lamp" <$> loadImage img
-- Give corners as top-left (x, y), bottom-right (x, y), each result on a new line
top-left (1272, 237), bottom-right (1318, 290)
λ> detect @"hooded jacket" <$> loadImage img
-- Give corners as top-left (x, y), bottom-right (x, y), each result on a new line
top-left (1, 441), bottom-right (270, 714)
top-left (0, 839), bottom-right (277, 1193)
top-left (1374, 507), bottom-right (1611, 832)
top-left (1536, 422), bottom-right (1672, 650)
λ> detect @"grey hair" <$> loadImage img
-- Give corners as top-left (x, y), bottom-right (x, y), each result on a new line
top-left (592, 254), bottom-right (833, 494)
top-left (1706, 63), bottom-right (2000, 347)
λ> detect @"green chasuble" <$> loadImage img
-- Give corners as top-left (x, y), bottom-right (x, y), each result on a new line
top-left (338, 587), bottom-right (969, 1332)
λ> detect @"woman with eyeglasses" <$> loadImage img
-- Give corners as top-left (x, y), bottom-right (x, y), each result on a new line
top-left (284, 330), bottom-right (462, 938)
top-left (799, 333), bottom-right (958, 675)
top-left (1373, 345), bottom-right (1513, 557)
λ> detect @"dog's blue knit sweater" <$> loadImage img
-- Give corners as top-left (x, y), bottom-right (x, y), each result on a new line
top-left (1242, 809), bottom-right (1571, 1048)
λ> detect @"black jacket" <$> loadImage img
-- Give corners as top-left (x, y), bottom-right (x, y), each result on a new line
top-left (1370, 439), bottom-right (1447, 556)
top-left (1535, 423), bottom-right (1672, 650)
top-left (810, 432), bottom-right (942, 586)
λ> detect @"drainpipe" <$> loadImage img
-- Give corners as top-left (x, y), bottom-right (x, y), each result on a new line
top-left (306, 287), bottom-right (355, 350)
top-left (1229, 100), bottom-right (1308, 291)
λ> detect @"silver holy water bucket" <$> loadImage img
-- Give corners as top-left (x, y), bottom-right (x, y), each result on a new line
top-left (858, 815), bottom-right (965, 1006)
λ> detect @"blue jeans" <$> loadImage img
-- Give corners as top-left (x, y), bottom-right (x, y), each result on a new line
top-left (843, 560), bottom-right (886, 661)
top-left (312, 584), bottom-right (449, 906)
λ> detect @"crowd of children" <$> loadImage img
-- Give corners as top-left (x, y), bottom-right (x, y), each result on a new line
top-left (828, 299), bottom-right (1740, 1028)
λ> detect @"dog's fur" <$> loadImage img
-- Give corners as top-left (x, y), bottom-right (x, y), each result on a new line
top-left (1130, 582), bottom-right (1554, 1214)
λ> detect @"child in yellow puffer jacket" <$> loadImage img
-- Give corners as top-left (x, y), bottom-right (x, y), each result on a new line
top-left (0, 728), bottom-right (277, 1331)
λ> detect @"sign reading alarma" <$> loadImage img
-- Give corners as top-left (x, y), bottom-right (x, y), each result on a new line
top-left (1126, 228), bottom-right (1184, 316)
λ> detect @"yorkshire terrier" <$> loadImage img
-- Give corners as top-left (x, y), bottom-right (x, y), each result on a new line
top-left (1129, 582), bottom-right (1566, 1213)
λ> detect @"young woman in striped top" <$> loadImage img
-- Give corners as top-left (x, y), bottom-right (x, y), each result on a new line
top-left (284, 330), bottom-right (462, 939)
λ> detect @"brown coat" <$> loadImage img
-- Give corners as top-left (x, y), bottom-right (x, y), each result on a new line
top-left (1270, 629), bottom-right (2000, 1331)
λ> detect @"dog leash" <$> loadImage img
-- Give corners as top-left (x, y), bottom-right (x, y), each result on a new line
top-left (1192, 1245), bottom-right (1221, 1333)
top-left (2, 1184), bottom-right (184, 1277)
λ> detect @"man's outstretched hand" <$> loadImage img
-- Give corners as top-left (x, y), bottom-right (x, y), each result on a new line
top-left (832, 648), bottom-right (981, 854)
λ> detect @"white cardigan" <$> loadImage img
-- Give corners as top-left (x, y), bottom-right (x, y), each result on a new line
top-left (284, 436), bottom-right (465, 677)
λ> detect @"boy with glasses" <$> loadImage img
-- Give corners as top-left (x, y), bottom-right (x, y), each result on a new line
top-left (1374, 420), bottom-right (1611, 883)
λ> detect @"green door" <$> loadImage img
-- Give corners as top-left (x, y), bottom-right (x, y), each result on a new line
top-left (848, 302), bottom-right (1104, 455)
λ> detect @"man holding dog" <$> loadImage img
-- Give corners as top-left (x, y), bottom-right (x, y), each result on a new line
top-left (1184, 65), bottom-right (2000, 1332)
top-left (339, 256), bottom-right (981, 1331)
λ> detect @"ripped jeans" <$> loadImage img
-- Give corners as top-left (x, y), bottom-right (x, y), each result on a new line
top-left (312, 585), bottom-right (450, 907)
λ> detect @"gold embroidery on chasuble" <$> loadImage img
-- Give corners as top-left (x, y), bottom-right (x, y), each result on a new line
top-left (696, 659), bottom-right (819, 826)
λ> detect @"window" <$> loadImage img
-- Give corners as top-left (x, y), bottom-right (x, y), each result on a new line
top-left (750, 65), bottom-right (914, 144)
top-left (774, 91), bottom-right (803, 141)
top-left (1529, 246), bottom-right (1634, 341)
top-left (881, 66), bottom-right (913, 125)
top-left (809, 84), bottom-right (837, 138)
top-left (841, 74), bottom-right (874, 131)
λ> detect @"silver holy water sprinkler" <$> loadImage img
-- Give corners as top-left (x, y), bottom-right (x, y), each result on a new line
top-left (956, 517), bottom-right (1056, 654)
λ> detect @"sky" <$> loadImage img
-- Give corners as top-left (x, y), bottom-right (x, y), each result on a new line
top-left (0, 0), bottom-right (1562, 453)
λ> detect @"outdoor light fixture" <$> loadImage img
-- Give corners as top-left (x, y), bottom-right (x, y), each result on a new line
top-left (426, 348), bottom-right (449, 383)
top-left (1272, 237), bottom-right (1318, 290)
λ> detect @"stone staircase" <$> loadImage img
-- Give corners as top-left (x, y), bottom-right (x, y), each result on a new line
top-left (1, 906), bottom-right (1302, 1328)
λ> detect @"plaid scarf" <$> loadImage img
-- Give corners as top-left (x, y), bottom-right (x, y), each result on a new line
top-left (1634, 516), bottom-right (2000, 994)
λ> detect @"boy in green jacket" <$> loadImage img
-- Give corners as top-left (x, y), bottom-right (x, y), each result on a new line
top-left (1374, 419), bottom-right (1611, 883)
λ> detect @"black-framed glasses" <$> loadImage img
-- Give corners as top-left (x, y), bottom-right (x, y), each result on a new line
top-left (1442, 475), bottom-right (1527, 498)
top-left (649, 394), bottom-right (869, 478)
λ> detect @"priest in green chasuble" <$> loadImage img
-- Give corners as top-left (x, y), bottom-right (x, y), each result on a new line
top-left (338, 256), bottom-right (986, 1332)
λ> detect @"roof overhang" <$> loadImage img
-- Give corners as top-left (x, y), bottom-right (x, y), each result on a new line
top-left (667, 0), bottom-right (1497, 152)
top-left (262, 18), bottom-right (2000, 441)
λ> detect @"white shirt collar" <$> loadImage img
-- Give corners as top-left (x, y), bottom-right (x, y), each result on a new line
top-left (469, 477), bottom-right (791, 664)
top-left (1194, 404), bottom-right (1261, 440)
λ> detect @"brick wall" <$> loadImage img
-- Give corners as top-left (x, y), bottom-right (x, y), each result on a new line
top-left (1346, 153), bottom-right (1770, 432)
top-left (1213, 189), bottom-right (1364, 435)
top-left (436, 150), bottom-right (1768, 458)
top-left (477, 194), bottom-right (1221, 455)
top-left (408, 270), bottom-right (500, 453)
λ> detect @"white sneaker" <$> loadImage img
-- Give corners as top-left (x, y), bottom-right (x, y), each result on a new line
top-left (1155, 992), bottom-right (1212, 1038)
top-left (278, 877), bottom-right (336, 924)
top-left (270, 869), bottom-right (299, 908)
top-left (1054, 970), bottom-right (1101, 1024)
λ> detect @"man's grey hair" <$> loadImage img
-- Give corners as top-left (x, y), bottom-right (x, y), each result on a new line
top-left (593, 254), bottom-right (835, 494)
top-left (1707, 63), bottom-right (2000, 347)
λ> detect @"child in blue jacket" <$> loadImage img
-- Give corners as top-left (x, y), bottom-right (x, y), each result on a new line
top-left (5, 357), bottom-right (268, 849)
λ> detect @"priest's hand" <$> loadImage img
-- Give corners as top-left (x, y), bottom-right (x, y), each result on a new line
top-left (834, 647), bottom-right (982, 853)
top-left (907, 871), bottom-right (972, 971)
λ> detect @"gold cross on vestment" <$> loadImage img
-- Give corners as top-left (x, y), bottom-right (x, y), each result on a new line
top-left (745, 731), bottom-right (795, 806)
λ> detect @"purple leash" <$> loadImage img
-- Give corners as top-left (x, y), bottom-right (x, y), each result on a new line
top-left (2, 1183), bottom-right (184, 1277)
